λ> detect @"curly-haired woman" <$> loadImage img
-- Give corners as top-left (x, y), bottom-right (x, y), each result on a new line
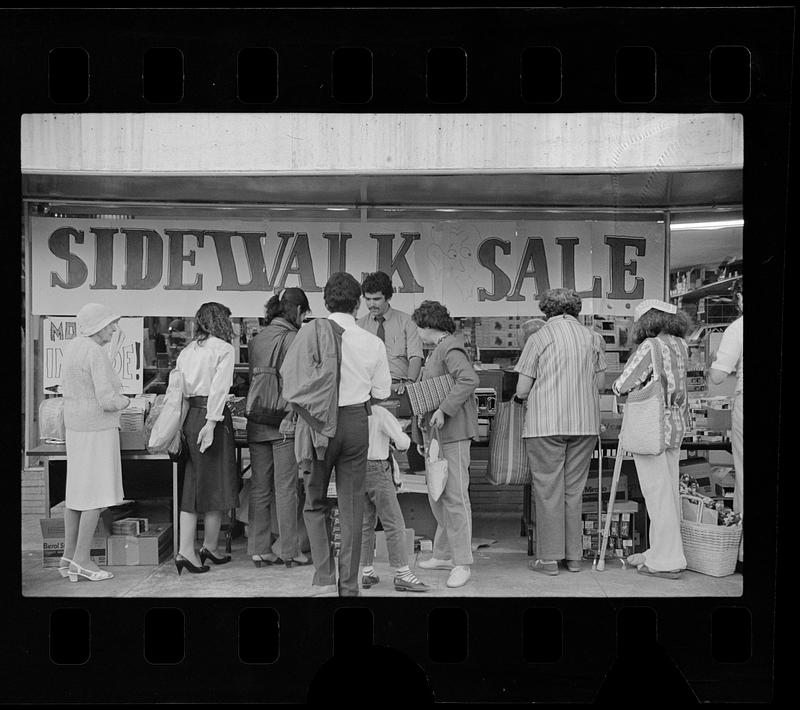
top-left (613, 299), bottom-right (692, 580)
top-left (412, 300), bottom-right (479, 589)
top-left (173, 302), bottom-right (238, 575)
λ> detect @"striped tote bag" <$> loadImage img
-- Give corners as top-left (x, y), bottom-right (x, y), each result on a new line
top-left (405, 373), bottom-right (455, 416)
top-left (486, 398), bottom-right (529, 485)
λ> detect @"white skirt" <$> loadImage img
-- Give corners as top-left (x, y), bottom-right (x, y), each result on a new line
top-left (65, 428), bottom-right (124, 511)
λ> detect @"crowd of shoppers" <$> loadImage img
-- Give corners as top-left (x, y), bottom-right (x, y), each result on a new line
top-left (60, 276), bottom-right (740, 592)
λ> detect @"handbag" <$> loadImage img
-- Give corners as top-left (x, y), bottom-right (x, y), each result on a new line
top-left (424, 428), bottom-right (449, 501)
top-left (405, 373), bottom-right (455, 416)
top-left (147, 369), bottom-right (189, 454)
top-left (486, 398), bottom-right (529, 485)
top-left (619, 338), bottom-right (667, 456)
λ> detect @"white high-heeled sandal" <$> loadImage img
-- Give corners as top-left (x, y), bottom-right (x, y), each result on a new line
top-left (68, 562), bottom-right (114, 582)
top-left (58, 557), bottom-right (73, 578)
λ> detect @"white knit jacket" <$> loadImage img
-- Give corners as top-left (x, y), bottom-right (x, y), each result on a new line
top-left (61, 336), bottom-right (129, 431)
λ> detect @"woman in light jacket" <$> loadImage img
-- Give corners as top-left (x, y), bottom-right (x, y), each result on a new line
top-left (613, 300), bottom-right (691, 580)
top-left (246, 288), bottom-right (312, 568)
top-left (412, 301), bottom-right (479, 589)
top-left (61, 303), bottom-right (130, 582)
top-left (173, 302), bottom-right (238, 575)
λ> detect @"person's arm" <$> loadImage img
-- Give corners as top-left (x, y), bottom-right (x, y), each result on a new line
top-left (197, 342), bottom-right (235, 453)
top-left (611, 341), bottom-right (652, 396)
top-left (594, 333), bottom-right (608, 391)
top-left (514, 336), bottom-right (539, 400)
top-left (89, 346), bottom-right (130, 411)
top-left (515, 373), bottom-right (535, 400)
top-left (205, 343), bottom-right (235, 422)
top-left (370, 340), bottom-right (392, 400)
top-left (407, 356), bottom-right (423, 382)
top-left (405, 319), bottom-right (424, 381)
top-left (709, 322), bottom-right (741, 385)
top-left (381, 409), bottom-right (411, 451)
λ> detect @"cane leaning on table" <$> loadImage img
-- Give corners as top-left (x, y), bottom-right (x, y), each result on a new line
top-left (60, 303), bottom-right (131, 582)
top-left (612, 299), bottom-right (691, 580)
top-left (173, 302), bottom-right (238, 575)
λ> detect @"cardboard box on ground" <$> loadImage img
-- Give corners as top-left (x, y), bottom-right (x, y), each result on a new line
top-left (41, 498), bottom-right (174, 567)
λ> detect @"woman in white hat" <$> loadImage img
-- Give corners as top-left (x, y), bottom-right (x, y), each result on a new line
top-left (612, 300), bottom-right (691, 579)
top-left (60, 303), bottom-right (130, 582)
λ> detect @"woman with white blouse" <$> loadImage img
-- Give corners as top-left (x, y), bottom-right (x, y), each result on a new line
top-left (173, 302), bottom-right (238, 575)
top-left (61, 303), bottom-right (131, 582)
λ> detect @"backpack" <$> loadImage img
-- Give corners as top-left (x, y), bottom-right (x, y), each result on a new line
top-left (246, 329), bottom-right (291, 426)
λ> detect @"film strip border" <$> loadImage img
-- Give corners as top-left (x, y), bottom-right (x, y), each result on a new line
top-left (4, 5), bottom-right (790, 705)
top-left (3, 7), bottom-right (793, 109)
top-left (25, 600), bottom-right (760, 703)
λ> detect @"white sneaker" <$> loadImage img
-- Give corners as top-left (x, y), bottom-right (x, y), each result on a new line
top-left (418, 557), bottom-right (454, 570)
top-left (446, 565), bottom-right (471, 588)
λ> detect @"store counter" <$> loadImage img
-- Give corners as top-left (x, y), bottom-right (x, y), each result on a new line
top-left (28, 439), bottom-right (255, 559)
top-left (26, 445), bottom-right (180, 559)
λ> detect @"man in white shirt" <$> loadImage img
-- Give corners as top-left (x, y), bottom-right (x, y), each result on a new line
top-left (709, 279), bottom-right (743, 566)
top-left (304, 272), bottom-right (392, 597)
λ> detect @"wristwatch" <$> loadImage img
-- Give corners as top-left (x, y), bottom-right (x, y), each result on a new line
top-left (513, 395), bottom-right (526, 405)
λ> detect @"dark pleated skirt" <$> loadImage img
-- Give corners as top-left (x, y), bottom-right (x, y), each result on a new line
top-left (181, 403), bottom-right (238, 513)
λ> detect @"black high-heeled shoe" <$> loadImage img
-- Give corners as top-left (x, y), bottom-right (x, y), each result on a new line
top-left (175, 554), bottom-right (210, 575)
top-left (285, 556), bottom-right (312, 568)
top-left (199, 547), bottom-right (231, 566)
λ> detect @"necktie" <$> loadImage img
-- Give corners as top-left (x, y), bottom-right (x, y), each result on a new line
top-left (375, 315), bottom-right (386, 342)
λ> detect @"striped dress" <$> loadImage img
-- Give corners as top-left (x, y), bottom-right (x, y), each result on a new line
top-left (612, 335), bottom-right (691, 449)
top-left (514, 315), bottom-right (607, 437)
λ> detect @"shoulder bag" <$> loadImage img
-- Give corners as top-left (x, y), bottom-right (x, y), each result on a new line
top-left (246, 330), bottom-right (291, 426)
top-left (619, 338), bottom-right (667, 456)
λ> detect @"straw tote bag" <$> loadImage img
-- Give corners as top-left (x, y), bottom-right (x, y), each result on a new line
top-left (424, 428), bottom-right (449, 501)
top-left (619, 338), bottom-right (667, 456)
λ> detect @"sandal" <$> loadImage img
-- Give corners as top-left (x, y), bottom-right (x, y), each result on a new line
top-left (637, 565), bottom-right (683, 580)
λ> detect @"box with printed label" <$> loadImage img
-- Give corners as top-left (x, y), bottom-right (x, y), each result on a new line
top-left (40, 516), bottom-right (111, 568)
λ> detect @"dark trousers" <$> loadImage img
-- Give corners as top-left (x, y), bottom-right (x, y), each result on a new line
top-left (303, 404), bottom-right (369, 596)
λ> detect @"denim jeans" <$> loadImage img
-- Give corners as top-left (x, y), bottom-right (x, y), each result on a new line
top-left (360, 459), bottom-right (408, 569)
top-left (248, 437), bottom-right (305, 560)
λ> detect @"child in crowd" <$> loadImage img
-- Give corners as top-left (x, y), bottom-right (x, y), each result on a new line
top-left (361, 402), bottom-right (430, 592)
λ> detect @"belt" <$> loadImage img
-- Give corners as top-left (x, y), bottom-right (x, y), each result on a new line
top-left (339, 401), bottom-right (372, 414)
top-left (188, 396), bottom-right (209, 408)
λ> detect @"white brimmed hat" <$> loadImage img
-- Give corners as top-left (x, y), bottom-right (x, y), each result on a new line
top-left (633, 299), bottom-right (677, 322)
top-left (76, 303), bottom-right (121, 336)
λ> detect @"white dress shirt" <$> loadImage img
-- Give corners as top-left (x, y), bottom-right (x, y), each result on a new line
top-left (368, 404), bottom-right (411, 460)
top-left (328, 312), bottom-right (392, 406)
top-left (175, 336), bottom-right (235, 421)
top-left (711, 316), bottom-right (743, 394)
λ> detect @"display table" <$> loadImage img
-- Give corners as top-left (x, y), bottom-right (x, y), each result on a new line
top-left (520, 439), bottom-right (734, 556)
top-left (26, 445), bottom-right (180, 559)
